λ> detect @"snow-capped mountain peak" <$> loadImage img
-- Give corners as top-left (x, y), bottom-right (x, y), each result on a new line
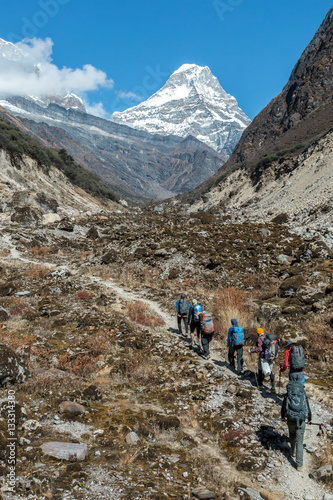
top-left (111, 64), bottom-right (251, 156)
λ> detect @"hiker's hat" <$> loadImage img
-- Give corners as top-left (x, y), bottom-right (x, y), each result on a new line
top-left (285, 340), bottom-right (293, 347)
top-left (192, 299), bottom-right (197, 305)
top-left (257, 328), bottom-right (264, 335)
top-left (181, 294), bottom-right (185, 298)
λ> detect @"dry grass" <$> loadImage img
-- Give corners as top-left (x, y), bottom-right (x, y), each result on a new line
top-left (302, 318), bottom-right (333, 350)
top-left (25, 263), bottom-right (50, 279)
top-left (29, 246), bottom-right (52, 256)
top-left (75, 290), bottom-right (94, 301)
top-left (211, 287), bottom-right (257, 331)
top-left (19, 370), bottom-right (84, 396)
top-left (119, 448), bottom-right (143, 466)
top-left (128, 300), bottom-right (165, 328)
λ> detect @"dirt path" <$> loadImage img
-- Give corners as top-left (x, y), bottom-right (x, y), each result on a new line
top-left (2, 240), bottom-right (332, 500)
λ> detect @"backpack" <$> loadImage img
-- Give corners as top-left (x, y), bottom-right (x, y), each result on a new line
top-left (201, 312), bottom-right (214, 334)
top-left (178, 298), bottom-right (188, 315)
top-left (285, 381), bottom-right (308, 426)
top-left (231, 326), bottom-right (244, 347)
top-left (192, 304), bottom-right (203, 321)
top-left (262, 334), bottom-right (280, 360)
top-left (290, 345), bottom-right (305, 370)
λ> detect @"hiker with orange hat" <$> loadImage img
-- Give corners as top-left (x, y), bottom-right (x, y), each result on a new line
top-left (249, 328), bottom-right (276, 392)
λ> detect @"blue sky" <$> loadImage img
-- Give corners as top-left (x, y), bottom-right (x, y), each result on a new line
top-left (0, 0), bottom-right (332, 119)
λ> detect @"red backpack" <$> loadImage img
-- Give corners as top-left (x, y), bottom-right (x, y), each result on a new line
top-left (201, 312), bottom-right (214, 334)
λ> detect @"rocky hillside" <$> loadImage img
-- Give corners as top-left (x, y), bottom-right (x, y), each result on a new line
top-left (111, 64), bottom-right (251, 157)
top-left (183, 7), bottom-right (333, 246)
top-left (0, 114), bottom-right (121, 226)
top-left (0, 98), bottom-right (227, 202)
top-left (0, 205), bottom-right (332, 499)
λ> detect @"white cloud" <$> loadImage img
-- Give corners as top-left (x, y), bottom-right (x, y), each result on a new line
top-left (85, 101), bottom-right (109, 119)
top-left (116, 90), bottom-right (142, 102)
top-left (0, 37), bottom-right (114, 98)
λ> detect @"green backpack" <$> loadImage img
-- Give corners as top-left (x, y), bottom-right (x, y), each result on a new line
top-left (286, 381), bottom-right (308, 427)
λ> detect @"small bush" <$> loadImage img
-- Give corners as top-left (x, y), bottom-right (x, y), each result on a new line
top-left (128, 300), bottom-right (165, 328)
top-left (75, 290), bottom-right (94, 301)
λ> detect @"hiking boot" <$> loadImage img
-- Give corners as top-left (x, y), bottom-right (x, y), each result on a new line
top-left (271, 388), bottom-right (276, 393)
top-left (258, 385), bottom-right (264, 390)
top-left (290, 449), bottom-right (295, 458)
top-left (296, 466), bottom-right (303, 472)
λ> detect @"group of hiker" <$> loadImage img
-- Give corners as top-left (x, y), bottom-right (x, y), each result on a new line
top-left (176, 293), bottom-right (312, 472)
top-left (176, 294), bottom-right (214, 359)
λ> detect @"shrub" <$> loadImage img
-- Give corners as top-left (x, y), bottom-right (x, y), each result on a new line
top-left (211, 288), bottom-right (256, 331)
top-left (128, 300), bottom-right (165, 328)
top-left (75, 290), bottom-right (94, 301)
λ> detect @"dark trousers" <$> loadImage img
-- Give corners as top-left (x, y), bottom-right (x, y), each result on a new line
top-left (287, 420), bottom-right (306, 467)
top-left (202, 333), bottom-right (213, 356)
top-left (258, 368), bottom-right (275, 388)
top-left (177, 316), bottom-right (188, 335)
top-left (190, 321), bottom-right (200, 338)
top-left (228, 345), bottom-right (243, 372)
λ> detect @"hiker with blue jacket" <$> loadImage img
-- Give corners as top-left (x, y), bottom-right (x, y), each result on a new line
top-left (281, 381), bottom-right (312, 471)
top-left (188, 299), bottom-right (203, 349)
top-left (227, 318), bottom-right (244, 374)
top-left (176, 294), bottom-right (189, 336)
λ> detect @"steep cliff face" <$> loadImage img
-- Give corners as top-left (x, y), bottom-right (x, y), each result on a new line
top-left (111, 64), bottom-right (251, 156)
top-left (228, 6), bottom-right (333, 164)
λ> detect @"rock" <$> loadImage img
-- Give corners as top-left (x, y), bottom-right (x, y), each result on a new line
top-left (22, 420), bottom-right (41, 432)
top-left (58, 402), bottom-right (86, 416)
top-left (101, 250), bottom-right (118, 264)
top-left (311, 241), bottom-right (332, 259)
top-left (271, 213), bottom-right (289, 224)
top-left (150, 414), bottom-right (181, 430)
top-left (226, 384), bottom-right (237, 394)
top-left (41, 442), bottom-right (89, 461)
top-left (154, 248), bottom-right (170, 257)
top-left (86, 226), bottom-right (99, 239)
top-left (279, 275), bottom-right (306, 297)
top-left (260, 303), bottom-right (282, 321)
top-left (11, 206), bottom-right (41, 227)
top-left (0, 282), bottom-right (16, 296)
top-left (325, 284), bottom-right (333, 295)
top-left (42, 213), bottom-right (61, 225)
top-left (36, 192), bottom-right (58, 212)
top-left (125, 431), bottom-right (140, 446)
top-left (192, 487), bottom-right (216, 499)
top-left (0, 306), bottom-right (10, 321)
top-left (296, 285), bottom-right (324, 304)
top-left (82, 385), bottom-right (102, 401)
top-left (238, 488), bottom-right (265, 500)
top-left (258, 228), bottom-right (270, 237)
top-left (58, 219), bottom-right (74, 232)
top-left (0, 345), bottom-right (28, 386)
top-left (277, 254), bottom-right (293, 265)
top-left (309, 464), bottom-right (333, 480)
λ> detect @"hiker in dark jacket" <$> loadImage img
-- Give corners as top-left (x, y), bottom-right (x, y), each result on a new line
top-left (188, 299), bottom-right (202, 349)
top-left (227, 318), bottom-right (244, 373)
top-left (176, 294), bottom-right (189, 336)
top-left (199, 312), bottom-right (214, 359)
top-left (250, 328), bottom-right (276, 392)
top-left (281, 382), bottom-right (312, 471)
top-left (280, 340), bottom-right (305, 386)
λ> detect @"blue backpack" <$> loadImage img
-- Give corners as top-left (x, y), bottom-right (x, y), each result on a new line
top-left (231, 326), bottom-right (244, 347)
top-left (192, 304), bottom-right (203, 321)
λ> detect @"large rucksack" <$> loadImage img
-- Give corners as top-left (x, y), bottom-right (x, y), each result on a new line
top-left (231, 326), bottom-right (244, 347)
top-left (192, 304), bottom-right (203, 321)
top-left (201, 312), bottom-right (214, 334)
top-left (290, 345), bottom-right (305, 370)
top-left (262, 334), bottom-right (280, 360)
top-left (285, 381), bottom-right (308, 426)
top-left (178, 298), bottom-right (188, 315)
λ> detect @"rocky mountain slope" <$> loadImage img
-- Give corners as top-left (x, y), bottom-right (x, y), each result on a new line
top-left (184, 7), bottom-right (333, 247)
top-left (0, 204), bottom-right (332, 499)
top-left (111, 64), bottom-right (251, 157)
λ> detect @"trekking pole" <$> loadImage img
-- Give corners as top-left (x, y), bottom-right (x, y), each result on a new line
top-left (309, 423), bottom-right (325, 435)
top-left (249, 351), bottom-right (259, 389)
top-left (278, 364), bottom-right (282, 395)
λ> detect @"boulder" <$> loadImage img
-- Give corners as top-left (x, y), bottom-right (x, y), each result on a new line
top-left (271, 213), bottom-right (288, 224)
top-left (192, 487), bottom-right (216, 499)
top-left (102, 250), bottom-right (118, 264)
top-left (309, 464), bottom-right (333, 480)
top-left (296, 285), bottom-right (324, 304)
top-left (0, 345), bottom-right (28, 386)
top-left (58, 220), bottom-right (74, 232)
top-left (36, 192), bottom-right (58, 213)
top-left (82, 385), bottom-right (102, 401)
top-left (41, 442), bottom-right (89, 461)
top-left (58, 401), bottom-right (86, 416)
top-left (11, 206), bottom-right (41, 227)
top-left (86, 226), bottom-right (99, 239)
top-left (0, 306), bottom-right (10, 321)
top-left (42, 213), bottom-right (61, 225)
top-left (125, 431), bottom-right (140, 446)
top-left (279, 275), bottom-right (306, 297)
